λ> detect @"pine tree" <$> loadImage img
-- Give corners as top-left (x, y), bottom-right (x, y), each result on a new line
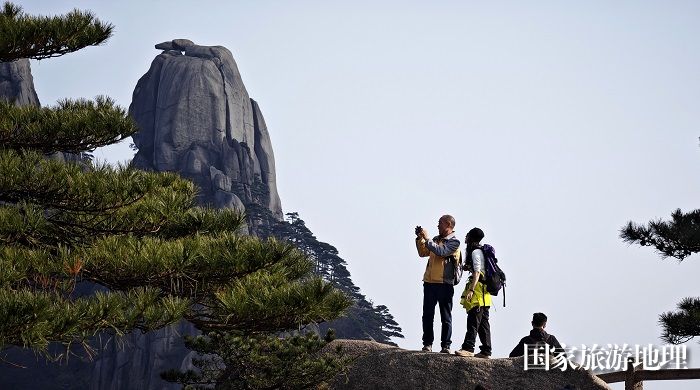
top-left (247, 177), bottom-right (404, 344)
top-left (0, 2), bottom-right (348, 375)
top-left (621, 198), bottom-right (700, 343)
top-left (275, 212), bottom-right (404, 344)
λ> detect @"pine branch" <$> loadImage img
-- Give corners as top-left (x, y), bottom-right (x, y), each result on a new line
top-left (0, 98), bottom-right (136, 154)
top-left (0, 151), bottom-right (247, 247)
top-left (0, 150), bottom-right (185, 212)
top-left (78, 234), bottom-right (310, 294)
top-left (659, 297), bottom-right (700, 344)
top-left (191, 276), bottom-right (350, 333)
top-left (0, 212), bottom-right (250, 312)
top-left (0, 2), bottom-right (112, 62)
top-left (620, 209), bottom-right (700, 260)
top-left (0, 233), bottom-right (349, 335)
top-left (0, 287), bottom-right (189, 354)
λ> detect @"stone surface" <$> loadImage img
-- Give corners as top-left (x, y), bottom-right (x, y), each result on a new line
top-left (0, 59), bottom-right (40, 106)
top-left (251, 99), bottom-right (283, 220)
top-left (325, 340), bottom-right (611, 390)
top-left (172, 39), bottom-right (194, 50)
top-left (214, 190), bottom-right (245, 212)
top-left (131, 39), bottom-right (283, 224)
top-left (155, 41), bottom-right (174, 50)
top-left (90, 322), bottom-right (197, 390)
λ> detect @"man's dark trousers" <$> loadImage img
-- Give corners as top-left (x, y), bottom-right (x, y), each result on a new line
top-left (422, 282), bottom-right (454, 348)
top-left (462, 306), bottom-right (492, 355)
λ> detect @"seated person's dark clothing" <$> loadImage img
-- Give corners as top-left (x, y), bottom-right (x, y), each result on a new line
top-left (509, 328), bottom-right (563, 357)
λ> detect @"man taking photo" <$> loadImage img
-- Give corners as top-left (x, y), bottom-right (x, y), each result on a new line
top-left (415, 215), bottom-right (461, 353)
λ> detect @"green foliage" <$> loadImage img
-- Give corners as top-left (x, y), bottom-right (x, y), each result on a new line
top-left (79, 234), bottom-right (308, 293)
top-left (161, 331), bottom-right (348, 390)
top-left (0, 97), bottom-right (137, 154)
top-left (0, 288), bottom-right (189, 353)
top-left (0, 2), bottom-right (112, 62)
top-left (209, 276), bottom-right (349, 332)
top-left (0, 149), bottom-right (248, 247)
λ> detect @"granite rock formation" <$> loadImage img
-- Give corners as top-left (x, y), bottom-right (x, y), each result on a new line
top-left (325, 340), bottom-right (611, 390)
top-left (85, 40), bottom-right (289, 389)
top-left (130, 39), bottom-right (283, 227)
top-left (0, 59), bottom-right (39, 106)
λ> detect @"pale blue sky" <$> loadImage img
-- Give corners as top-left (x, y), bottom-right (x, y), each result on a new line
top-left (22, 1), bottom-right (700, 388)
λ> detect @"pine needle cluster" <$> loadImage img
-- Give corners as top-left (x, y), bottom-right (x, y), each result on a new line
top-left (0, 2), bottom-right (112, 62)
top-left (0, 5), bottom-right (350, 383)
top-left (0, 97), bottom-right (136, 154)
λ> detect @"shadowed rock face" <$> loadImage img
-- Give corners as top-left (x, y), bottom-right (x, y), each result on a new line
top-left (0, 59), bottom-right (40, 106)
top-left (89, 321), bottom-right (196, 390)
top-left (130, 39), bottom-right (283, 226)
top-left (325, 340), bottom-right (612, 390)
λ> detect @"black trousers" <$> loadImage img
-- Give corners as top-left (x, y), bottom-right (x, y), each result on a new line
top-left (422, 283), bottom-right (454, 348)
top-left (461, 306), bottom-right (492, 355)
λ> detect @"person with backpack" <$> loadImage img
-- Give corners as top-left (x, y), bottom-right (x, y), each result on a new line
top-left (509, 312), bottom-right (564, 358)
top-left (455, 227), bottom-right (492, 358)
top-left (415, 215), bottom-right (462, 353)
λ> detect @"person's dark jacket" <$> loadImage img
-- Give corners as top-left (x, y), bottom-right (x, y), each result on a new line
top-left (509, 328), bottom-right (563, 357)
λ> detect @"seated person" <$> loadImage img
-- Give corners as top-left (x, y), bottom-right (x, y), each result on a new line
top-left (509, 312), bottom-right (563, 358)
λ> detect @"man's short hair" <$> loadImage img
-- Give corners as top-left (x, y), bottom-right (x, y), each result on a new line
top-left (441, 215), bottom-right (455, 228)
top-left (466, 227), bottom-right (484, 243)
top-left (532, 312), bottom-right (548, 327)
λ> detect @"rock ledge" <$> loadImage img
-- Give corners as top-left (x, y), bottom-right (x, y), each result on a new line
top-left (325, 340), bottom-right (611, 390)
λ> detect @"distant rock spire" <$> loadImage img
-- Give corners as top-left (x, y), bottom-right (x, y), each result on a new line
top-left (130, 39), bottom-right (283, 225)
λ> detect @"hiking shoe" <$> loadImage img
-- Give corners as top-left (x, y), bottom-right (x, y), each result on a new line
top-left (474, 353), bottom-right (491, 359)
top-left (454, 349), bottom-right (474, 357)
top-left (421, 345), bottom-right (432, 352)
top-left (440, 347), bottom-right (450, 354)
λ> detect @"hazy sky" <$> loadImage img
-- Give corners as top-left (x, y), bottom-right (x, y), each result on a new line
top-left (22, 1), bottom-right (700, 389)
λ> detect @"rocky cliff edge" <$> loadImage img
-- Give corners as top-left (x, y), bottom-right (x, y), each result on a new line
top-left (325, 340), bottom-right (611, 390)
